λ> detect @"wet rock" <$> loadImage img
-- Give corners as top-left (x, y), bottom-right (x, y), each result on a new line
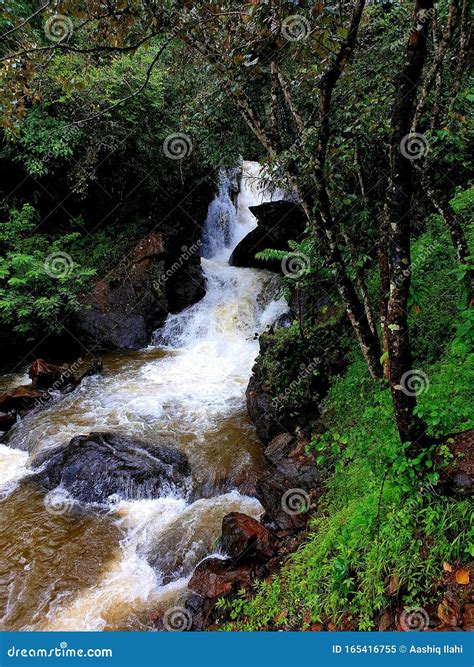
top-left (264, 433), bottom-right (295, 465)
top-left (246, 375), bottom-right (286, 444)
top-left (188, 557), bottom-right (253, 599)
top-left (0, 358), bottom-right (103, 436)
top-left (74, 230), bottom-right (205, 350)
top-left (0, 411), bottom-right (17, 431)
top-left (29, 432), bottom-right (191, 504)
top-left (221, 512), bottom-right (277, 563)
top-left (229, 201), bottom-right (307, 272)
top-left (256, 437), bottom-right (320, 532)
top-left (0, 386), bottom-right (43, 413)
top-left (28, 359), bottom-right (68, 390)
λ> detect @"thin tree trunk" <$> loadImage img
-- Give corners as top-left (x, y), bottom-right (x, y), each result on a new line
top-left (423, 182), bottom-right (472, 302)
top-left (411, 0), bottom-right (458, 133)
top-left (342, 227), bottom-right (376, 336)
top-left (384, 0), bottom-right (434, 447)
top-left (447, 0), bottom-right (472, 117)
top-left (379, 198), bottom-right (391, 380)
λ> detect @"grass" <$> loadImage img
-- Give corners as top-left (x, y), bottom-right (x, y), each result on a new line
top-left (221, 207), bottom-right (474, 631)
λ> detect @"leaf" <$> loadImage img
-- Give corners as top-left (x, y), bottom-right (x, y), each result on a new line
top-left (455, 569), bottom-right (470, 585)
top-left (443, 562), bottom-right (452, 572)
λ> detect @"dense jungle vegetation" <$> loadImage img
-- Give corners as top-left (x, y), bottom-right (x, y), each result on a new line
top-left (0, 0), bottom-right (472, 632)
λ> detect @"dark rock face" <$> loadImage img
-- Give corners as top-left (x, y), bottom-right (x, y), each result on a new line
top-left (221, 512), bottom-right (277, 563)
top-left (256, 434), bottom-right (321, 532)
top-left (29, 359), bottom-right (67, 389)
top-left (73, 233), bottom-right (170, 350)
top-left (29, 432), bottom-right (191, 504)
top-left (246, 374), bottom-right (286, 444)
top-left (73, 229), bottom-right (206, 351)
top-left (188, 557), bottom-right (253, 599)
top-left (229, 200), bottom-right (307, 272)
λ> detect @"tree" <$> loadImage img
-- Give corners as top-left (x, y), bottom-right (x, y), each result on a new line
top-left (383, 0), bottom-right (434, 448)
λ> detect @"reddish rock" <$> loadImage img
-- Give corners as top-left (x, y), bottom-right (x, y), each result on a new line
top-left (221, 512), bottom-right (278, 563)
top-left (0, 385), bottom-right (44, 413)
top-left (188, 557), bottom-right (253, 599)
top-left (29, 359), bottom-right (67, 389)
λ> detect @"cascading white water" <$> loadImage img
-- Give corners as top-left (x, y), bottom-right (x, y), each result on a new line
top-left (0, 161), bottom-right (288, 631)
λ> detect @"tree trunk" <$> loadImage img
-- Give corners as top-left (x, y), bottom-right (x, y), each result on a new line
top-left (384, 0), bottom-right (434, 447)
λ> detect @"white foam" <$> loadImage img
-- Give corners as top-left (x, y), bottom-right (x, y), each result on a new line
top-left (0, 445), bottom-right (29, 497)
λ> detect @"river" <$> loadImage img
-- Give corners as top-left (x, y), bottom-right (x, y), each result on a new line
top-left (0, 161), bottom-right (287, 631)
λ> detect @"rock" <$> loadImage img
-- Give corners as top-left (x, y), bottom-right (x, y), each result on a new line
top-left (229, 201), bottom-right (307, 272)
top-left (29, 432), bottom-right (191, 504)
top-left (221, 512), bottom-right (277, 563)
top-left (438, 429), bottom-right (474, 497)
top-left (256, 437), bottom-right (321, 532)
top-left (188, 557), bottom-right (253, 599)
top-left (265, 433), bottom-right (295, 465)
top-left (73, 230), bottom-right (205, 351)
top-left (0, 358), bottom-right (103, 436)
top-left (0, 386), bottom-right (44, 413)
top-left (28, 359), bottom-right (68, 390)
top-left (462, 603), bottom-right (474, 630)
top-left (0, 411), bottom-right (17, 431)
top-left (246, 375), bottom-right (287, 445)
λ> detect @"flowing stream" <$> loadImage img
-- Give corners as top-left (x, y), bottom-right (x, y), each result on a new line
top-left (0, 161), bottom-right (287, 631)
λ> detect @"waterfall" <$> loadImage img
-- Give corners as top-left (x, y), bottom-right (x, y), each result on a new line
top-left (0, 160), bottom-right (288, 632)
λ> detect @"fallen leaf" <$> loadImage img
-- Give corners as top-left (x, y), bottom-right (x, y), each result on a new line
top-left (455, 569), bottom-right (470, 585)
top-left (443, 562), bottom-right (453, 572)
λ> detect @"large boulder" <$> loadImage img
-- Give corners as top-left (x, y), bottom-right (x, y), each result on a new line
top-left (73, 232), bottom-right (205, 350)
top-left (73, 233), bottom-right (168, 350)
top-left (229, 200), bottom-right (307, 271)
top-left (221, 512), bottom-right (277, 563)
top-left (188, 557), bottom-right (253, 599)
top-left (29, 432), bottom-right (191, 504)
top-left (246, 374), bottom-right (287, 444)
top-left (28, 359), bottom-right (68, 390)
top-left (256, 435), bottom-right (321, 532)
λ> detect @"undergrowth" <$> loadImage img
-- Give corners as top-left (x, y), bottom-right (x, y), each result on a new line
top-left (222, 208), bottom-right (474, 631)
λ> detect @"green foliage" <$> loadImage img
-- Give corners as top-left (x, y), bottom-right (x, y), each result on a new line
top-left (0, 205), bottom-right (96, 335)
top-left (225, 343), bottom-right (473, 631)
top-left (225, 218), bottom-right (473, 631)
